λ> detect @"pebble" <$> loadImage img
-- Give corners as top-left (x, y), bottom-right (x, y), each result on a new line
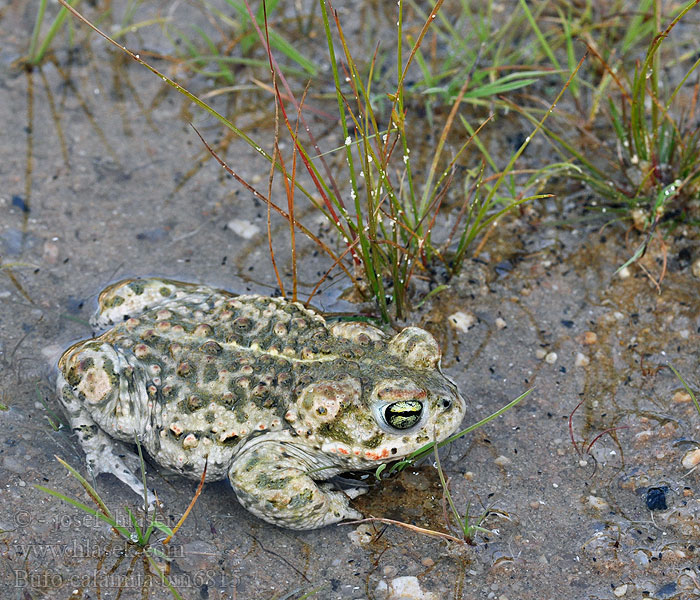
top-left (43, 240), bottom-right (59, 264)
top-left (494, 455), bottom-right (511, 467)
top-left (587, 495), bottom-right (609, 511)
top-left (375, 576), bottom-right (439, 600)
top-left (581, 331), bottom-right (597, 345)
top-left (448, 311), bottom-right (476, 332)
top-left (544, 352), bottom-right (558, 364)
top-left (227, 219), bottom-right (261, 239)
top-left (574, 352), bottom-right (590, 367)
top-left (348, 523), bottom-right (375, 546)
top-left (618, 266), bottom-right (631, 279)
top-left (494, 317), bottom-right (507, 329)
top-left (535, 348), bottom-right (547, 360)
top-left (691, 257), bottom-right (700, 278)
top-left (613, 584), bottom-right (628, 597)
top-left (682, 448), bottom-right (700, 470)
top-left (421, 557), bottom-right (435, 567)
top-left (672, 391), bottom-right (692, 403)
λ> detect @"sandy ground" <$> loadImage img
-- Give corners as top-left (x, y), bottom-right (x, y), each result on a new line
top-left (2, 2), bottom-right (700, 599)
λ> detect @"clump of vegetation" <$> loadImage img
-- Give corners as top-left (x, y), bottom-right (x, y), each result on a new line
top-left (512, 0), bottom-right (700, 274)
top-left (36, 452), bottom-right (206, 599)
top-left (56, 0), bottom-right (561, 322)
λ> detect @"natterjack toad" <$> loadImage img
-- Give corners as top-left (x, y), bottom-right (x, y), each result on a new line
top-left (57, 278), bottom-right (466, 529)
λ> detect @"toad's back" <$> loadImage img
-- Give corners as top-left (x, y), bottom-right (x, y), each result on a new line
top-left (59, 281), bottom-right (346, 479)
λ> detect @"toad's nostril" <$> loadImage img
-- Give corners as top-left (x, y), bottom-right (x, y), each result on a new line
top-left (441, 398), bottom-right (452, 410)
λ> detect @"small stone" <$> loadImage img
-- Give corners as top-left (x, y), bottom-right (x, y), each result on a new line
top-left (645, 487), bottom-right (668, 511)
top-left (227, 219), bottom-right (261, 239)
top-left (494, 317), bottom-right (507, 329)
top-left (463, 471), bottom-right (474, 481)
top-left (691, 257), bottom-right (700, 278)
top-left (43, 240), bottom-right (59, 264)
top-left (375, 576), bottom-right (439, 600)
top-left (673, 391), bottom-right (692, 404)
top-left (448, 311), bottom-right (476, 332)
top-left (613, 584), bottom-right (628, 597)
top-left (682, 448), bottom-right (700, 470)
top-left (587, 495), bottom-right (609, 511)
top-left (494, 455), bottom-right (511, 467)
top-left (574, 352), bottom-right (590, 367)
top-left (545, 352), bottom-right (557, 364)
top-left (421, 557), bottom-right (435, 567)
top-left (581, 331), bottom-right (597, 345)
top-left (535, 348), bottom-right (547, 360)
top-left (618, 266), bottom-right (631, 279)
top-left (348, 523), bottom-right (375, 546)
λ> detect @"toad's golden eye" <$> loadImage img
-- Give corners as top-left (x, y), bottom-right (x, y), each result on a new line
top-left (383, 400), bottom-right (423, 430)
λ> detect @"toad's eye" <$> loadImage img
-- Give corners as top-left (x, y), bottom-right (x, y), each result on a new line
top-left (384, 400), bottom-right (423, 430)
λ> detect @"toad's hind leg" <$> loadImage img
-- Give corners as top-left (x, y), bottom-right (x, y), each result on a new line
top-left (58, 372), bottom-right (156, 504)
top-left (57, 340), bottom-right (157, 505)
top-left (228, 441), bottom-right (363, 530)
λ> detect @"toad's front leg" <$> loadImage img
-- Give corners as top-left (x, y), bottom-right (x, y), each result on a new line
top-left (227, 440), bottom-right (363, 530)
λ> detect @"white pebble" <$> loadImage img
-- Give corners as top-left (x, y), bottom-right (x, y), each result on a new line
top-left (691, 258), bottom-right (700, 278)
top-left (588, 495), bottom-right (609, 511)
top-left (375, 576), bottom-right (439, 600)
top-left (682, 448), bottom-right (700, 470)
top-left (618, 266), bottom-right (631, 279)
top-left (575, 352), bottom-right (590, 367)
top-left (545, 352), bottom-right (558, 364)
top-left (495, 317), bottom-right (507, 329)
top-left (535, 348), bottom-right (547, 360)
top-left (348, 524), bottom-right (375, 546)
top-left (613, 584), bottom-right (628, 597)
top-left (227, 219), bottom-right (261, 239)
top-left (448, 311), bottom-right (476, 332)
top-left (494, 455), bottom-right (511, 467)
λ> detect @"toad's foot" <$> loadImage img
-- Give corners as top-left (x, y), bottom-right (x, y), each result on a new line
top-left (228, 440), bottom-right (363, 530)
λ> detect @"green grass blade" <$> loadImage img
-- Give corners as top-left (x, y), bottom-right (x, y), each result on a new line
top-left (152, 521), bottom-right (175, 537)
top-left (34, 485), bottom-right (131, 539)
top-left (620, 0), bottom-right (654, 54)
top-left (28, 0), bottom-right (49, 62)
top-left (53, 456), bottom-right (114, 520)
top-left (146, 554), bottom-right (185, 600)
top-left (518, 0), bottom-right (561, 71)
top-left (667, 364), bottom-right (700, 416)
top-left (110, 17), bottom-right (170, 40)
top-left (267, 29), bottom-right (318, 76)
top-left (29, 0), bottom-right (83, 65)
top-left (125, 506), bottom-right (144, 543)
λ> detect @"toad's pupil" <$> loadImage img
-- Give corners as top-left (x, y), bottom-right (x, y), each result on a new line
top-left (385, 400), bottom-right (423, 430)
